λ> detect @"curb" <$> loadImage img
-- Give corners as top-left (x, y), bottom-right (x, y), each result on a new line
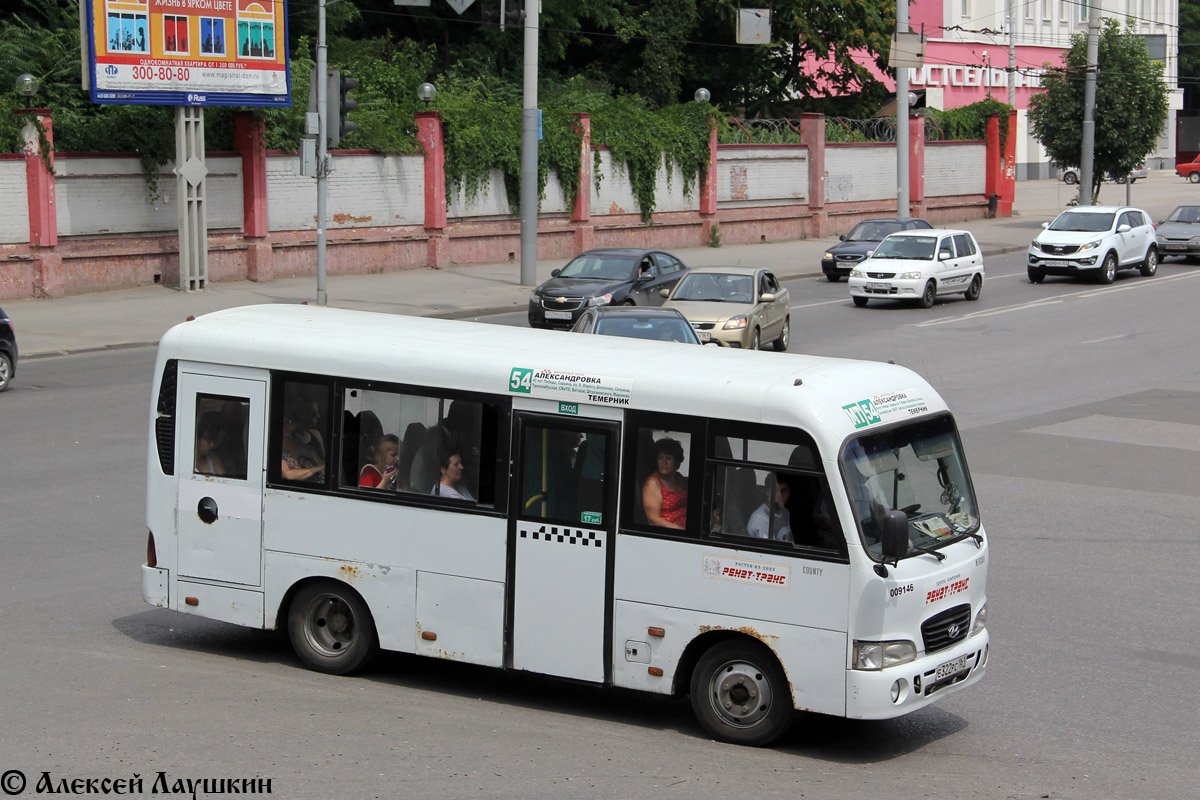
top-left (19, 246), bottom-right (1032, 361)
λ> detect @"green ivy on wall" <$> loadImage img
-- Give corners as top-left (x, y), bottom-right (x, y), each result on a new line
top-left (927, 98), bottom-right (1014, 153)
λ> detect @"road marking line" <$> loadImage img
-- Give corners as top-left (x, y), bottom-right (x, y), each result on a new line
top-left (1082, 334), bottom-right (1125, 344)
top-left (913, 271), bottom-right (1200, 327)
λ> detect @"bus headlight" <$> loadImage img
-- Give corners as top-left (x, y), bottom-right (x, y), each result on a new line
top-left (853, 640), bottom-right (917, 670)
top-left (972, 602), bottom-right (988, 635)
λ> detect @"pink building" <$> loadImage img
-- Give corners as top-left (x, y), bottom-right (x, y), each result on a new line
top-left (810, 0), bottom-right (1180, 179)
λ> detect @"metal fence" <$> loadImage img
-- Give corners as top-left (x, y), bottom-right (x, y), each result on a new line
top-left (721, 116), bottom-right (945, 145)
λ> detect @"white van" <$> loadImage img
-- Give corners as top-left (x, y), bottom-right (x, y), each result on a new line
top-left (142, 306), bottom-right (990, 746)
top-left (848, 229), bottom-right (985, 308)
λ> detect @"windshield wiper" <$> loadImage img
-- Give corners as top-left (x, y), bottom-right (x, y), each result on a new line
top-left (911, 543), bottom-right (947, 561)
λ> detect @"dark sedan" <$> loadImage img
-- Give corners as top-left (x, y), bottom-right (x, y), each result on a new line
top-left (528, 248), bottom-right (691, 329)
top-left (0, 304), bottom-right (17, 392)
top-left (569, 306), bottom-right (705, 344)
top-left (822, 217), bottom-right (933, 281)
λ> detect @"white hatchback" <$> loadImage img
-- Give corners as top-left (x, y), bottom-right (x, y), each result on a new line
top-left (848, 229), bottom-right (985, 308)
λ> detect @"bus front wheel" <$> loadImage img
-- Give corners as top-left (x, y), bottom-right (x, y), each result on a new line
top-left (690, 640), bottom-right (793, 746)
top-left (287, 580), bottom-right (378, 675)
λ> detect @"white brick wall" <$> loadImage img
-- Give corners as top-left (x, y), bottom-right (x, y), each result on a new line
top-left (266, 153), bottom-right (424, 232)
top-left (825, 146), bottom-right (897, 202)
top-left (56, 156), bottom-right (242, 236)
top-left (0, 159), bottom-right (29, 244)
top-left (925, 143), bottom-right (987, 196)
top-left (717, 147), bottom-right (808, 207)
top-left (591, 149), bottom-right (692, 217)
top-left (447, 167), bottom-right (569, 219)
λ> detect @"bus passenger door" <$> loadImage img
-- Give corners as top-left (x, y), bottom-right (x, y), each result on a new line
top-left (176, 371), bottom-right (266, 587)
top-left (510, 414), bottom-right (617, 683)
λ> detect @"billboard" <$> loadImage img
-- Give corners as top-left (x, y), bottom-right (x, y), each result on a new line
top-left (85, 0), bottom-right (290, 107)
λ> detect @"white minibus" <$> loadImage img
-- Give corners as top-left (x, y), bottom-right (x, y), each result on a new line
top-left (142, 305), bottom-right (988, 745)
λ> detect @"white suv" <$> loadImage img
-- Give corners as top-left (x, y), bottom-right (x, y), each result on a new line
top-left (1027, 206), bottom-right (1158, 284)
top-left (848, 229), bottom-right (984, 308)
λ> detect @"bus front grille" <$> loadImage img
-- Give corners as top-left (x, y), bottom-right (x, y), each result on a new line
top-left (921, 603), bottom-right (971, 654)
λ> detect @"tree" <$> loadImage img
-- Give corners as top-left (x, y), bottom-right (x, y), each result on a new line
top-left (1027, 18), bottom-right (1168, 203)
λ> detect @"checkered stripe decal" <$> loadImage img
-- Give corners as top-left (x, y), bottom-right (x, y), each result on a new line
top-left (519, 525), bottom-right (603, 548)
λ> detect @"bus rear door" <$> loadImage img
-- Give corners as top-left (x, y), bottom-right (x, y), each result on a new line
top-left (176, 369), bottom-right (266, 588)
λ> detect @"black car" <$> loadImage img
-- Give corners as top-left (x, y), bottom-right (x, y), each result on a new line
top-left (821, 217), bottom-right (933, 281)
top-left (528, 248), bottom-right (691, 329)
top-left (568, 306), bottom-right (706, 344)
top-left (0, 304), bottom-right (17, 392)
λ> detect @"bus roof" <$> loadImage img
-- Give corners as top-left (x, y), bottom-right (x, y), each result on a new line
top-left (158, 305), bottom-right (950, 446)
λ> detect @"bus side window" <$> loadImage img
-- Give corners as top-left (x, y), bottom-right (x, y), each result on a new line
top-left (521, 425), bottom-right (607, 524)
top-left (194, 393), bottom-right (248, 479)
top-left (708, 428), bottom-right (843, 554)
top-left (279, 381), bottom-right (330, 484)
top-left (635, 428), bottom-right (693, 532)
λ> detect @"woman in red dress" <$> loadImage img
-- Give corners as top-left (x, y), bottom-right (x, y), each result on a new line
top-left (642, 437), bottom-right (688, 529)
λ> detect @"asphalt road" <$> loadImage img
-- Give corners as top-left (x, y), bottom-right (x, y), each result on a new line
top-left (2, 253), bottom-right (1198, 799)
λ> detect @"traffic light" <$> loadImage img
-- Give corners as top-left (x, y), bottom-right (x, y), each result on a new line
top-left (504, 1), bottom-right (524, 28)
top-left (482, 1), bottom-right (523, 30)
top-left (326, 68), bottom-right (358, 147)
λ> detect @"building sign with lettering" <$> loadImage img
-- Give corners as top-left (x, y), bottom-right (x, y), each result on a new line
top-left (86, 0), bottom-right (290, 107)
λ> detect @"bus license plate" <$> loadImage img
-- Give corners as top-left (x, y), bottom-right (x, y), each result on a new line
top-left (866, 282), bottom-right (890, 291)
top-left (934, 654), bottom-right (969, 680)
top-left (544, 310), bottom-right (573, 320)
top-left (1042, 260), bottom-right (1068, 267)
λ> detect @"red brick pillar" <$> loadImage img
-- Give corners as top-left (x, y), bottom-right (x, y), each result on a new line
top-left (570, 113), bottom-right (594, 253)
top-left (19, 109), bottom-right (56, 248)
top-left (17, 109), bottom-right (62, 297)
top-left (908, 114), bottom-right (925, 216)
top-left (234, 111), bottom-right (273, 281)
top-left (998, 109), bottom-right (1016, 217)
top-left (799, 113), bottom-right (826, 237)
top-left (416, 111), bottom-right (448, 268)
top-left (699, 119), bottom-right (718, 215)
top-left (985, 115), bottom-right (1001, 217)
top-left (698, 118), bottom-right (718, 245)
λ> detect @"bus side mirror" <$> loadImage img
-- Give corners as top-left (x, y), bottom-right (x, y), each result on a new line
top-left (881, 510), bottom-right (909, 560)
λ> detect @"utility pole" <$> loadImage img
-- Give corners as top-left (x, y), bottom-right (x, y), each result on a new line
top-left (896, 1), bottom-right (910, 219)
top-left (315, 0), bottom-right (329, 304)
top-left (1008, 0), bottom-right (1016, 107)
top-left (1079, 2), bottom-right (1102, 206)
top-left (518, 0), bottom-right (539, 285)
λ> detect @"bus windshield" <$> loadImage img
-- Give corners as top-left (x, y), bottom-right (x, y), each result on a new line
top-left (842, 414), bottom-right (979, 560)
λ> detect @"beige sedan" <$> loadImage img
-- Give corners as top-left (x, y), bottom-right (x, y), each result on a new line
top-left (661, 266), bottom-right (790, 350)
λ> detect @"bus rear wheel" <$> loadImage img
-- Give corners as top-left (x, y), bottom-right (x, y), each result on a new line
top-left (690, 640), bottom-right (793, 746)
top-left (287, 580), bottom-right (378, 675)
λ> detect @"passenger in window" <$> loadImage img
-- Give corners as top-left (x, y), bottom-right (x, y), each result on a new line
top-left (195, 414), bottom-right (227, 476)
top-left (359, 434), bottom-right (404, 490)
top-left (747, 473), bottom-right (793, 543)
top-left (642, 437), bottom-right (687, 529)
top-left (433, 451), bottom-right (475, 501)
top-left (281, 400), bottom-right (326, 482)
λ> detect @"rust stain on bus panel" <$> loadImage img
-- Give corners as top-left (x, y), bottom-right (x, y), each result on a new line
top-left (695, 625), bottom-right (804, 710)
top-left (697, 625), bottom-right (779, 642)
